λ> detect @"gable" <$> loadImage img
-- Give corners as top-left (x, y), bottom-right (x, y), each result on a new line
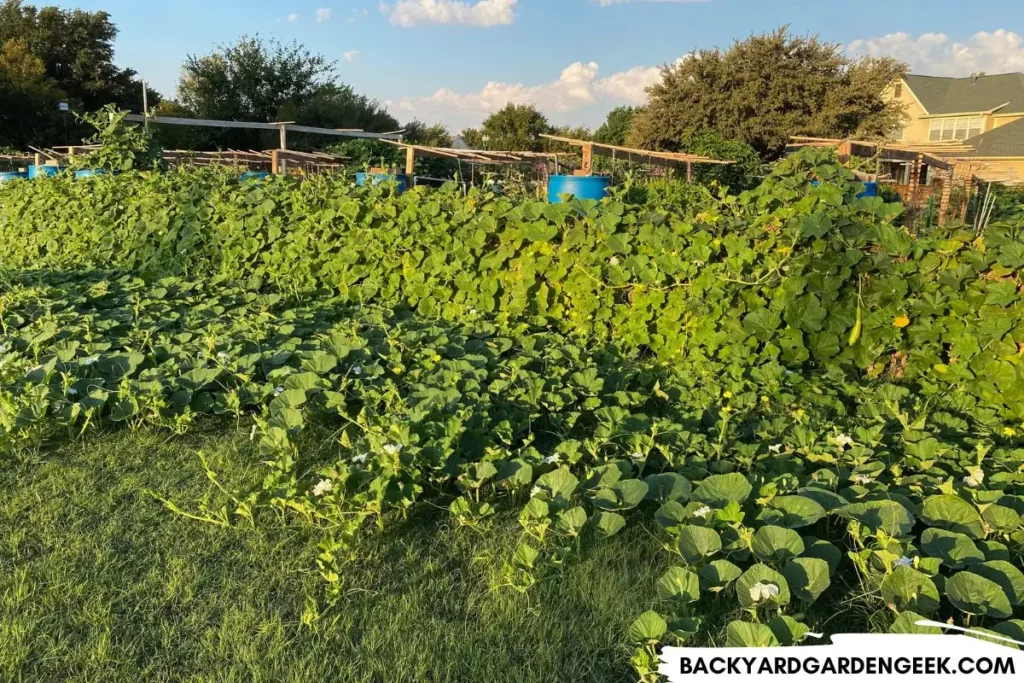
top-left (904, 73), bottom-right (1024, 115)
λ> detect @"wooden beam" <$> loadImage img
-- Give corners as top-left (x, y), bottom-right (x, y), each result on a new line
top-left (581, 142), bottom-right (593, 175)
top-left (938, 169), bottom-right (954, 226)
top-left (405, 146), bottom-right (416, 175)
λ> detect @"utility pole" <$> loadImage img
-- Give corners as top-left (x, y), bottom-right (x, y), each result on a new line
top-left (142, 81), bottom-right (150, 134)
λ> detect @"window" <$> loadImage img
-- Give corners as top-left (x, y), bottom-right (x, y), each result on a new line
top-left (929, 116), bottom-right (984, 141)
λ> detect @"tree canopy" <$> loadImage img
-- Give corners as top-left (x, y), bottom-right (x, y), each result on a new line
top-left (594, 106), bottom-right (637, 146)
top-left (0, 0), bottom-right (155, 148)
top-left (461, 104), bottom-right (552, 152)
top-left (166, 36), bottom-right (398, 150)
top-left (629, 27), bottom-right (907, 160)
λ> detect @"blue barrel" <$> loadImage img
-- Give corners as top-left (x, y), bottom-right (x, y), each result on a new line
top-left (240, 171), bottom-right (270, 182)
top-left (355, 172), bottom-right (410, 193)
top-left (75, 169), bottom-right (107, 179)
top-left (0, 171), bottom-right (28, 183)
top-left (28, 165), bottom-right (62, 179)
top-left (547, 175), bottom-right (610, 203)
top-left (857, 181), bottom-right (878, 198)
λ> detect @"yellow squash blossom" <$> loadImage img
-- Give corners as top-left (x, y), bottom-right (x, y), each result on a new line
top-left (893, 315), bottom-right (910, 329)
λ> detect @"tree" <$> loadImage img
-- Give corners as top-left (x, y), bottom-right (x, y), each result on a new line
top-left (677, 130), bottom-right (761, 190)
top-left (172, 36), bottom-right (398, 150)
top-left (0, 0), bottom-right (157, 147)
top-left (461, 103), bottom-right (552, 151)
top-left (594, 106), bottom-right (637, 146)
top-left (629, 27), bottom-right (907, 160)
top-left (0, 38), bottom-right (60, 147)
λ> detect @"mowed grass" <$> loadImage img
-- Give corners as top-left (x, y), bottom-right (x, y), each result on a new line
top-left (1, 421), bottom-right (674, 682)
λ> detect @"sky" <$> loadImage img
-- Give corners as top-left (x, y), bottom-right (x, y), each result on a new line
top-left (50, 0), bottom-right (1024, 132)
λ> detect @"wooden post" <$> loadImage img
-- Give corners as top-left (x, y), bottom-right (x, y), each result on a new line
top-left (581, 142), bottom-right (593, 176)
top-left (271, 149), bottom-right (280, 175)
top-left (938, 169), bottom-right (953, 226)
top-left (278, 125), bottom-right (288, 174)
top-left (836, 140), bottom-right (852, 166)
top-left (34, 153), bottom-right (42, 168)
top-left (907, 154), bottom-right (922, 204)
top-left (405, 146), bottom-right (415, 176)
top-left (686, 160), bottom-right (693, 183)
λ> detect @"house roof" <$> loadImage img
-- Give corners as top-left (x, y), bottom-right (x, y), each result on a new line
top-left (904, 73), bottom-right (1024, 115)
top-left (960, 117), bottom-right (1024, 158)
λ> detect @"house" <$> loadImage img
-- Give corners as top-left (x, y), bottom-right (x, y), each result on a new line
top-left (887, 73), bottom-right (1024, 183)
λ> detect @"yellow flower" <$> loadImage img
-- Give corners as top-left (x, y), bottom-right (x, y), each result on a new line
top-left (723, 391), bottom-right (733, 399)
top-left (893, 315), bottom-right (911, 329)
top-left (1004, 427), bottom-right (1017, 437)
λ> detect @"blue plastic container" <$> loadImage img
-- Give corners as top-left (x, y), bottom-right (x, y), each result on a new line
top-left (355, 172), bottom-right (410, 193)
top-left (857, 181), bottom-right (878, 198)
top-left (547, 175), bottom-right (611, 203)
top-left (240, 171), bottom-right (270, 182)
top-left (28, 165), bottom-right (62, 179)
top-left (75, 169), bottom-right (107, 179)
top-left (0, 171), bottom-right (28, 183)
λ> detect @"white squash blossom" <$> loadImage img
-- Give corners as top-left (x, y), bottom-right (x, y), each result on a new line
top-left (67, 388), bottom-right (78, 396)
top-left (851, 474), bottom-right (873, 485)
top-left (82, 356), bottom-right (99, 366)
top-left (833, 433), bottom-right (855, 449)
top-left (693, 505), bottom-right (713, 519)
top-left (312, 479), bottom-right (334, 497)
top-left (273, 386), bottom-right (285, 396)
top-left (542, 454), bottom-right (560, 465)
top-left (630, 451), bottom-right (646, 462)
top-left (749, 582), bottom-right (780, 602)
top-left (352, 453), bottom-right (368, 465)
top-left (383, 443), bottom-right (402, 456)
top-left (893, 556), bottom-right (914, 568)
top-left (963, 469), bottom-right (984, 488)
top-left (351, 365), bottom-right (363, 375)
top-left (768, 444), bottom-right (782, 454)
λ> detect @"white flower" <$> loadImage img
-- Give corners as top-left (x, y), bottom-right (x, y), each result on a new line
top-left (693, 505), bottom-right (713, 519)
top-left (963, 470), bottom-right (984, 488)
top-left (82, 356), bottom-right (99, 366)
top-left (851, 474), bottom-right (873, 485)
top-left (273, 386), bottom-right (284, 396)
top-left (352, 453), bottom-right (369, 465)
top-left (383, 443), bottom-right (402, 456)
top-left (0, 344), bottom-right (7, 354)
top-left (351, 365), bottom-right (363, 375)
top-left (469, 308), bottom-right (477, 315)
top-left (542, 454), bottom-right (560, 465)
top-left (768, 444), bottom-right (782, 454)
top-left (609, 256), bottom-right (620, 266)
top-left (312, 479), bottom-right (334, 497)
top-left (833, 433), bottom-right (855, 449)
top-left (530, 486), bottom-right (542, 498)
top-left (217, 352), bottom-right (228, 360)
top-left (249, 424), bottom-right (257, 441)
top-left (630, 450), bottom-right (646, 462)
top-left (749, 582), bottom-right (780, 602)
top-left (893, 556), bottom-right (913, 568)
top-left (67, 388), bottom-right (78, 396)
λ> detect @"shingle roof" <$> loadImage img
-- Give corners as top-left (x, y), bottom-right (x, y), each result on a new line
top-left (963, 117), bottom-right (1024, 157)
top-left (904, 73), bottom-right (1024, 115)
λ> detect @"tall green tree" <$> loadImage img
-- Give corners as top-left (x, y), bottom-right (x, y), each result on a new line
top-left (629, 27), bottom-right (907, 160)
top-left (594, 106), bottom-right (637, 146)
top-left (461, 104), bottom-right (552, 152)
top-left (0, 0), bottom-right (156, 147)
top-left (171, 36), bottom-right (398, 150)
top-left (0, 38), bottom-right (59, 147)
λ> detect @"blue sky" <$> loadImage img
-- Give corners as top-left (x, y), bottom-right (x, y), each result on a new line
top-left (53, 0), bottom-right (1024, 131)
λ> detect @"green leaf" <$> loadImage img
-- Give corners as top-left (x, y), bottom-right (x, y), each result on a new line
top-left (736, 564), bottom-right (791, 610)
top-left (554, 507), bottom-right (588, 537)
top-left (692, 473), bottom-right (752, 507)
top-left (726, 621), bottom-right (779, 647)
top-left (971, 561), bottom-right (1024, 606)
top-left (889, 611), bottom-right (942, 635)
top-left (496, 459), bottom-right (533, 490)
top-left (743, 308), bottom-right (782, 342)
top-left (982, 505), bottom-right (1021, 535)
top-left (512, 542), bottom-right (539, 571)
top-left (629, 611), bottom-right (667, 644)
top-left (534, 468), bottom-right (578, 511)
top-left (592, 479), bottom-right (649, 511)
top-left (677, 525), bottom-right (722, 564)
top-left (838, 499), bottom-right (915, 536)
top-left (592, 510), bottom-right (626, 539)
top-left (801, 537), bottom-right (842, 575)
top-left (920, 494), bottom-right (986, 539)
top-left (757, 496), bottom-right (826, 529)
top-left (767, 615), bottom-right (810, 645)
top-left (751, 526), bottom-right (805, 564)
top-left (921, 528), bottom-right (985, 569)
top-left (655, 500), bottom-right (688, 532)
top-left (656, 567), bottom-right (701, 604)
top-left (643, 472), bottom-right (691, 504)
top-left (781, 557), bottom-right (830, 604)
top-left (698, 560), bottom-right (743, 593)
top-left (880, 566), bottom-right (941, 614)
top-left (946, 571), bottom-right (1014, 619)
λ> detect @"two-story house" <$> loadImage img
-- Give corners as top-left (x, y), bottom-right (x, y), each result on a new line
top-left (887, 73), bottom-right (1024, 183)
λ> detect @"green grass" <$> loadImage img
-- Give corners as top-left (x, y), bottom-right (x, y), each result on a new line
top-left (1, 421), bottom-right (680, 682)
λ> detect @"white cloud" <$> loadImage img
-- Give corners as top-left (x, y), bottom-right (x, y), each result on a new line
top-left (385, 58), bottom-right (673, 131)
top-left (380, 0), bottom-right (516, 28)
top-left (286, 13), bottom-right (299, 22)
top-left (315, 8), bottom-right (332, 23)
top-left (847, 29), bottom-right (1024, 76)
top-left (343, 50), bottom-right (362, 64)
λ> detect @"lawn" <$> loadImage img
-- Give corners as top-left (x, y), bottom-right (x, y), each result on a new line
top-left (2, 421), bottom-right (677, 682)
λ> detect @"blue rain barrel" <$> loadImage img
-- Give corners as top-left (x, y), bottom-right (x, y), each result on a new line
top-left (240, 171), bottom-right (270, 182)
top-left (547, 175), bottom-right (610, 203)
top-left (28, 165), bottom-right (62, 179)
top-left (355, 172), bottom-right (410, 193)
top-left (0, 171), bottom-right (28, 183)
top-left (857, 182), bottom-right (878, 198)
top-left (75, 169), bottom-right (107, 179)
